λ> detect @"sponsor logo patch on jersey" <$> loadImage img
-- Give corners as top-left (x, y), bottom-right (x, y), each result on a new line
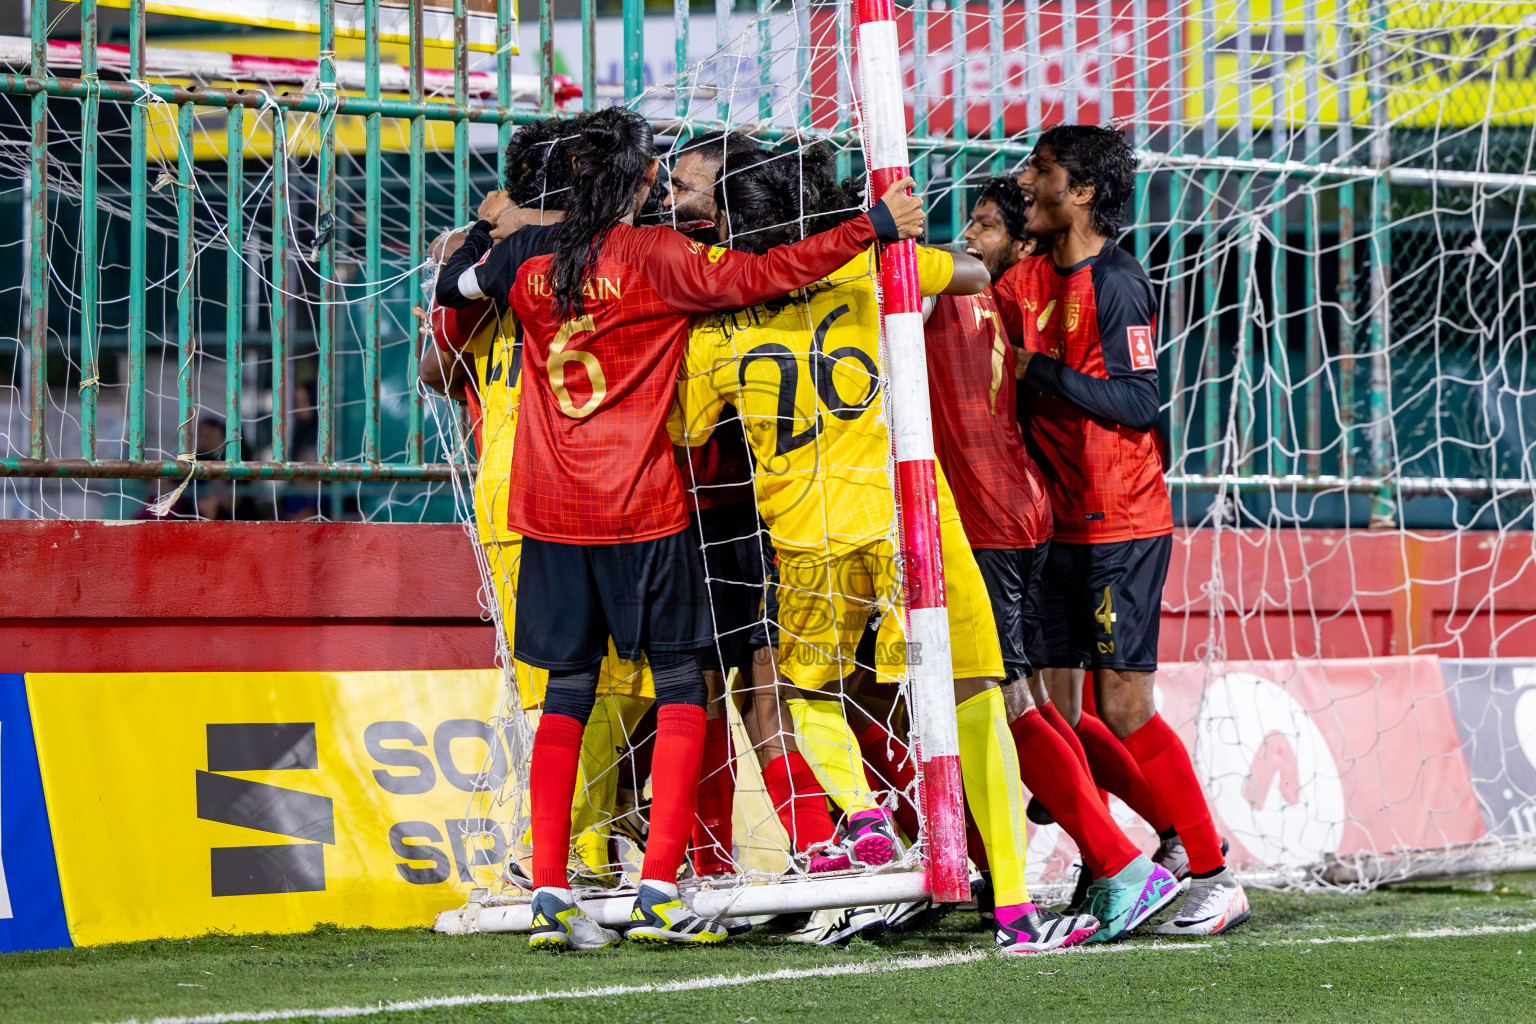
top-left (1036, 299), bottom-right (1057, 331)
top-left (1127, 325), bottom-right (1157, 371)
top-left (706, 245), bottom-right (728, 263)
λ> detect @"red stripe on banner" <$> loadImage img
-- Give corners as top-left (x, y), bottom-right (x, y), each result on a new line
top-left (920, 754), bottom-right (969, 902)
top-left (896, 460), bottom-right (946, 610)
top-left (856, 0), bottom-right (897, 25)
top-left (0, 521), bottom-right (494, 673)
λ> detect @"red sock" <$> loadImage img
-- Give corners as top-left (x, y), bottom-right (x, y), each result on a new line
top-left (1122, 714), bottom-right (1224, 874)
top-left (689, 715), bottom-right (736, 876)
top-left (1009, 707), bottom-right (1140, 878)
top-left (529, 713), bottom-right (585, 890)
top-left (761, 751), bottom-right (836, 853)
top-left (856, 721), bottom-right (921, 841)
top-left (1073, 675), bottom-right (1112, 805)
top-left (1077, 711), bottom-right (1174, 833)
top-left (1039, 701), bottom-right (1091, 776)
top-left (640, 704), bottom-right (707, 884)
top-left (964, 804), bottom-right (989, 870)
top-left (1040, 701), bottom-right (1111, 805)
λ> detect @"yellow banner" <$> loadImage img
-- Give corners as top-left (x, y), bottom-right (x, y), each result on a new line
top-left (78, 0), bottom-right (511, 53)
top-left (142, 102), bottom-right (463, 163)
top-left (1181, 1), bottom-right (1536, 129)
top-left (28, 671), bottom-right (508, 946)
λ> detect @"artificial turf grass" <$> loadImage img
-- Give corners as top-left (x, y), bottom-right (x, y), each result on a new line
top-left (2, 871), bottom-right (1533, 1024)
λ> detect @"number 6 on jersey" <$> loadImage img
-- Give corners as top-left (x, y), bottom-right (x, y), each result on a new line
top-left (548, 314), bottom-right (607, 419)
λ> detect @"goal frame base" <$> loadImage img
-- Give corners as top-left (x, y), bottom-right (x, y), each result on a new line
top-left (434, 869), bottom-right (936, 934)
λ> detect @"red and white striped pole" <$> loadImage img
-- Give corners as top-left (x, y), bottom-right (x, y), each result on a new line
top-left (853, 0), bottom-right (969, 903)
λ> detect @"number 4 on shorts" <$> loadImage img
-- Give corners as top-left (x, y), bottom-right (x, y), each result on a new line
top-left (1094, 586), bottom-right (1116, 635)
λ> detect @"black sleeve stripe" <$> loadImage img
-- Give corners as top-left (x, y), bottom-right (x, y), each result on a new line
top-left (434, 220), bottom-right (496, 309)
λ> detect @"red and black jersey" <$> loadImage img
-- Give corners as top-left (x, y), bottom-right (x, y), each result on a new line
top-left (506, 215), bottom-right (883, 544)
top-left (428, 299), bottom-right (496, 458)
top-left (924, 290), bottom-right (1052, 549)
top-left (992, 242), bottom-right (1172, 544)
top-left (682, 406), bottom-right (755, 513)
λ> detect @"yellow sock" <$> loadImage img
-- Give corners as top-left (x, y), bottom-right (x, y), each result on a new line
top-left (956, 687), bottom-right (1031, 907)
top-left (786, 697), bottom-right (882, 816)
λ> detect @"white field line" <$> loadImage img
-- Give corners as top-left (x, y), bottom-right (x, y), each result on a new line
top-left (1272, 920), bottom-right (1536, 945)
top-left (98, 921), bottom-right (1536, 1024)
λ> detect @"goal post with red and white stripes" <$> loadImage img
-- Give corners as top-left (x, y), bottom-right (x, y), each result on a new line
top-left (853, 0), bottom-right (971, 905)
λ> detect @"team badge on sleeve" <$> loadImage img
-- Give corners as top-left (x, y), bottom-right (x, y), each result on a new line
top-left (1127, 325), bottom-right (1156, 371)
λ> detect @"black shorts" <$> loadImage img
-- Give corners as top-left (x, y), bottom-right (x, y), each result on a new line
top-left (513, 530), bottom-right (713, 671)
top-left (749, 559), bottom-right (780, 651)
top-left (1037, 535), bottom-right (1172, 674)
top-left (692, 502), bottom-right (771, 673)
top-left (973, 543), bottom-right (1052, 681)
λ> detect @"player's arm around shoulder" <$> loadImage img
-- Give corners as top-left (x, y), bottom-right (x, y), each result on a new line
top-left (909, 244), bottom-right (985, 298)
top-left (636, 178), bottom-right (924, 314)
top-left (1021, 246), bottom-right (1161, 431)
top-left (939, 249), bottom-right (990, 296)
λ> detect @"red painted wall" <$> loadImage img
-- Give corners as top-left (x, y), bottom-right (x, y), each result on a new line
top-left (1162, 529), bottom-right (1536, 661)
top-left (0, 521), bottom-right (493, 672)
top-left (3, 522), bottom-right (1533, 673)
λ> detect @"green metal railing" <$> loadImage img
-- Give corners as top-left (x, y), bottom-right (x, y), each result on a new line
top-left (1, 0), bottom-right (558, 485)
top-left (1, 0), bottom-right (1533, 531)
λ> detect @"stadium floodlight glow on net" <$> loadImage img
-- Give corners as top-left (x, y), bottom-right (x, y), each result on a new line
top-left (3, 0), bottom-right (1536, 935)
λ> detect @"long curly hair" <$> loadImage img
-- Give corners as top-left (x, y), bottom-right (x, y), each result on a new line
top-left (548, 107), bottom-right (656, 318)
top-left (715, 143), bottom-right (856, 255)
top-left (502, 115), bottom-right (586, 210)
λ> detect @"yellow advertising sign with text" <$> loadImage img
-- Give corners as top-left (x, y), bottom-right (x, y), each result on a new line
top-left (1181, 1), bottom-right (1536, 129)
top-left (27, 671), bottom-right (511, 947)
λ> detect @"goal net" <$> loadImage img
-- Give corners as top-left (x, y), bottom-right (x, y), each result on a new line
top-left (437, 0), bottom-right (1536, 922)
top-left (3, 0), bottom-right (1536, 925)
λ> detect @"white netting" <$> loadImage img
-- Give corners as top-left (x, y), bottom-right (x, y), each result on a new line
top-left (0, 22), bottom-right (504, 522)
top-left (456, 0), bottom-right (1536, 907)
top-left (6, 1), bottom-right (1536, 915)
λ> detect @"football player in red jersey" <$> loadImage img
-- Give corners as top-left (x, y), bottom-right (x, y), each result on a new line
top-left (994, 125), bottom-right (1250, 936)
top-left (929, 177), bottom-right (1180, 942)
top-left (440, 106), bottom-right (925, 950)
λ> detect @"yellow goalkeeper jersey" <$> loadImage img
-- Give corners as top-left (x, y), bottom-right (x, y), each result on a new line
top-left (464, 305), bottom-right (522, 547)
top-left (672, 246), bottom-right (954, 556)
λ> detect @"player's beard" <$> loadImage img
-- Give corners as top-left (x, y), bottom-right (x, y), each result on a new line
top-left (983, 248), bottom-right (1012, 282)
top-left (635, 179), bottom-right (671, 224)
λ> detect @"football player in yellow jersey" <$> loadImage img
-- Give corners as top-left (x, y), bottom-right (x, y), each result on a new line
top-left (671, 145), bottom-right (1100, 953)
top-left (421, 118), bottom-right (654, 900)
